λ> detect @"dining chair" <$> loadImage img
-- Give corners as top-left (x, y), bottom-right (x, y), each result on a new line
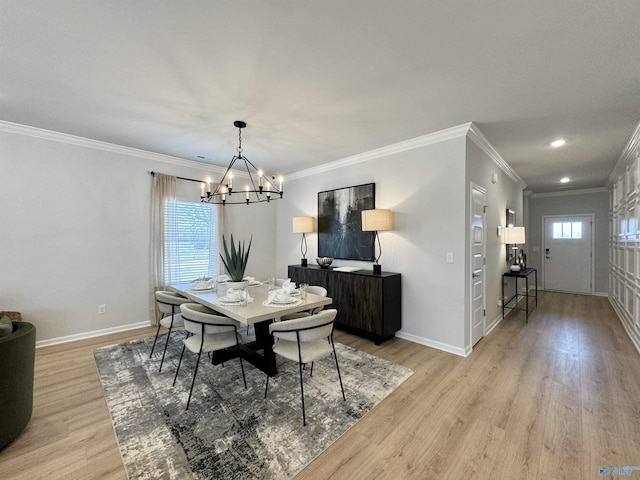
top-left (173, 303), bottom-right (247, 410)
top-left (281, 285), bottom-right (328, 320)
top-left (150, 290), bottom-right (189, 372)
top-left (264, 309), bottom-right (345, 426)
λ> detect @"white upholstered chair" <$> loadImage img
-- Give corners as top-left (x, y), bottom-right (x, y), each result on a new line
top-left (173, 303), bottom-right (247, 410)
top-left (281, 285), bottom-right (328, 320)
top-left (150, 290), bottom-right (188, 372)
top-left (264, 309), bottom-right (345, 425)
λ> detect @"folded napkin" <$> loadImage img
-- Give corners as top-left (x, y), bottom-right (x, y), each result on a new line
top-left (243, 276), bottom-right (256, 283)
top-left (281, 279), bottom-right (296, 293)
top-left (265, 291), bottom-right (278, 305)
top-left (193, 279), bottom-right (212, 289)
top-left (225, 288), bottom-right (241, 301)
top-left (215, 274), bottom-right (230, 283)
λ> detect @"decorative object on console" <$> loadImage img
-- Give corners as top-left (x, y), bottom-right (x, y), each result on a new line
top-left (292, 217), bottom-right (315, 266)
top-left (316, 257), bottom-right (333, 268)
top-left (220, 234), bottom-right (252, 284)
top-left (318, 183), bottom-right (375, 261)
top-left (200, 121), bottom-right (283, 205)
top-left (361, 209), bottom-right (393, 274)
top-left (504, 226), bottom-right (525, 269)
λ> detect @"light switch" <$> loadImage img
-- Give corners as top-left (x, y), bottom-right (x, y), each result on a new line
top-left (446, 252), bottom-right (454, 264)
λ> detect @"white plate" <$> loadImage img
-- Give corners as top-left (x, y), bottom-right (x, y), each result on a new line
top-left (276, 288), bottom-right (300, 296)
top-left (218, 295), bottom-right (243, 303)
top-left (246, 281), bottom-right (262, 287)
top-left (271, 296), bottom-right (298, 305)
top-left (191, 286), bottom-right (215, 292)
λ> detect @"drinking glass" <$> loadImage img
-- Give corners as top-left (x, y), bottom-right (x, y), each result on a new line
top-left (268, 278), bottom-right (276, 292)
top-left (300, 283), bottom-right (309, 300)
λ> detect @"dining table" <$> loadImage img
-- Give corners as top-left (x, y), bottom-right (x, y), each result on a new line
top-left (169, 282), bottom-right (333, 376)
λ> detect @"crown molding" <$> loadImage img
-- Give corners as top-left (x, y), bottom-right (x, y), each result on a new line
top-left (0, 120), bottom-right (228, 175)
top-left (287, 123), bottom-right (473, 181)
top-left (530, 187), bottom-right (609, 199)
top-left (606, 120), bottom-right (640, 189)
top-left (466, 123), bottom-right (527, 189)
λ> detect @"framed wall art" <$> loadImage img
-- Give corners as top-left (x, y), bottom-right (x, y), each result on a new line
top-left (317, 183), bottom-right (375, 261)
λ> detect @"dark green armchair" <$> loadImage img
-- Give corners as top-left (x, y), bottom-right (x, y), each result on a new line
top-left (0, 321), bottom-right (36, 449)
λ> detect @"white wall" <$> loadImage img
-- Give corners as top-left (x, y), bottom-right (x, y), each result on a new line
top-left (0, 121), bottom-right (523, 354)
top-left (275, 126), bottom-right (524, 355)
top-left (527, 189), bottom-right (609, 294)
top-left (275, 135), bottom-right (468, 353)
top-left (465, 139), bottom-right (524, 341)
top-left (0, 126), bottom-right (276, 343)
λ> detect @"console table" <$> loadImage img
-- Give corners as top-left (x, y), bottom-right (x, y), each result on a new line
top-left (502, 267), bottom-right (538, 323)
top-left (288, 265), bottom-right (401, 344)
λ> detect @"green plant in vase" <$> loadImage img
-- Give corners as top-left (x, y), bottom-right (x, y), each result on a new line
top-left (220, 234), bottom-right (252, 282)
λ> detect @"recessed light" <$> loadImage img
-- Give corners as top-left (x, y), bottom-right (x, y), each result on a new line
top-left (560, 177), bottom-right (570, 183)
top-left (551, 139), bottom-right (566, 148)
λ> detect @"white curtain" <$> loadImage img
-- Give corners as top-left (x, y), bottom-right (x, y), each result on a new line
top-left (151, 172), bottom-right (176, 291)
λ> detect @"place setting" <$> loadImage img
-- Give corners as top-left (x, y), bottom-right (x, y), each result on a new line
top-left (263, 280), bottom-right (305, 308)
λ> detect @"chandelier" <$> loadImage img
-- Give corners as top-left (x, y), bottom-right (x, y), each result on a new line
top-left (201, 120), bottom-right (284, 205)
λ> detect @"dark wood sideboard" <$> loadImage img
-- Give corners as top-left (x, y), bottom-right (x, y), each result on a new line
top-left (288, 264), bottom-right (401, 344)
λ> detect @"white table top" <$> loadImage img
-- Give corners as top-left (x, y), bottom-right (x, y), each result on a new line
top-left (169, 282), bottom-right (332, 325)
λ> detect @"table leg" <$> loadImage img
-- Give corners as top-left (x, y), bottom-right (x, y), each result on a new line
top-left (525, 275), bottom-right (529, 323)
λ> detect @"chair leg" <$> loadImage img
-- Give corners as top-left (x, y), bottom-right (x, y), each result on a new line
top-left (239, 357), bottom-right (247, 389)
top-left (331, 341), bottom-right (346, 401)
top-left (149, 322), bottom-right (162, 358)
top-left (172, 344), bottom-right (186, 386)
top-left (298, 361), bottom-right (306, 426)
top-left (186, 350), bottom-right (203, 410)
top-left (310, 362), bottom-right (314, 377)
top-left (264, 374), bottom-right (269, 399)
top-left (158, 323), bottom-right (173, 372)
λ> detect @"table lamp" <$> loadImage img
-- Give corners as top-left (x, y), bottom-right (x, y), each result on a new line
top-left (292, 216), bottom-right (315, 266)
top-left (504, 226), bottom-right (526, 270)
top-left (361, 209), bottom-right (393, 274)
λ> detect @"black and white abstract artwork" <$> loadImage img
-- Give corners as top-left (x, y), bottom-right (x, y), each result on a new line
top-left (317, 183), bottom-right (375, 261)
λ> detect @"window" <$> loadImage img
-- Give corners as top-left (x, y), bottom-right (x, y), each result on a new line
top-left (163, 200), bottom-right (217, 284)
top-left (552, 221), bottom-right (582, 239)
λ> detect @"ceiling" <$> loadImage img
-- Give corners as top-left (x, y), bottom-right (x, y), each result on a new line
top-left (1, 1), bottom-right (639, 193)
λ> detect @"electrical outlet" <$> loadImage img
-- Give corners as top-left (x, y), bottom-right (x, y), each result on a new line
top-left (446, 252), bottom-right (454, 264)
top-left (98, 304), bottom-right (107, 315)
top-left (497, 299), bottom-right (503, 307)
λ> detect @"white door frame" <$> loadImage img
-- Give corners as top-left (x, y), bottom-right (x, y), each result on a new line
top-left (541, 213), bottom-right (595, 294)
top-left (469, 183), bottom-right (487, 348)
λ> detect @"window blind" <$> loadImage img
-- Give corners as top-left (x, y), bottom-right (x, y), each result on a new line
top-left (163, 200), bottom-right (218, 284)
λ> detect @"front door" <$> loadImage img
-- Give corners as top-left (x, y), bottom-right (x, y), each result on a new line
top-left (470, 185), bottom-right (486, 346)
top-left (543, 215), bottom-right (593, 294)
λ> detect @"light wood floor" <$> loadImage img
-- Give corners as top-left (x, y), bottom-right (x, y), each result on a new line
top-left (1, 291), bottom-right (639, 479)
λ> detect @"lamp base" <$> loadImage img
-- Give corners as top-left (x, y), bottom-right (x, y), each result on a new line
top-left (301, 258), bottom-right (308, 267)
top-left (373, 264), bottom-right (382, 274)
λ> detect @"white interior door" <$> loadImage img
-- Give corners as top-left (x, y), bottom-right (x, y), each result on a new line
top-left (543, 215), bottom-right (593, 294)
top-left (470, 185), bottom-right (486, 346)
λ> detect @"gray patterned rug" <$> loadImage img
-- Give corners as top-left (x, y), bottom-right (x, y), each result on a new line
top-left (94, 332), bottom-right (412, 480)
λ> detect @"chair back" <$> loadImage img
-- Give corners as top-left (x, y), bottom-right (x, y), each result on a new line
top-left (305, 285), bottom-right (327, 314)
top-left (180, 303), bottom-right (239, 335)
top-left (270, 309), bottom-right (337, 343)
top-left (155, 290), bottom-right (188, 315)
top-left (306, 286), bottom-right (327, 297)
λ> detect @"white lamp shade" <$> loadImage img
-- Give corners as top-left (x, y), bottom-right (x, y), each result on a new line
top-left (504, 226), bottom-right (525, 244)
top-left (292, 216), bottom-right (315, 233)
top-left (361, 209), bottom-right (393, 232)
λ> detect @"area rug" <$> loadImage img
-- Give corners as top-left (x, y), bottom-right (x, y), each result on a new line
top-left (94, 332), bottom-right (413, 480)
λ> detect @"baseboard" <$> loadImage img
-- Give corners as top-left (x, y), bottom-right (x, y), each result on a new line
top-left (594, 291), bottom-right (609, 297)
top-left (608, 296), bottom-right (640, 355)
top-left (36, 320), bottom-right (152, 348)
top-left (485, 313), bottom-right (503, 335)
top-left (395, 331), bottom-right (470, 357)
